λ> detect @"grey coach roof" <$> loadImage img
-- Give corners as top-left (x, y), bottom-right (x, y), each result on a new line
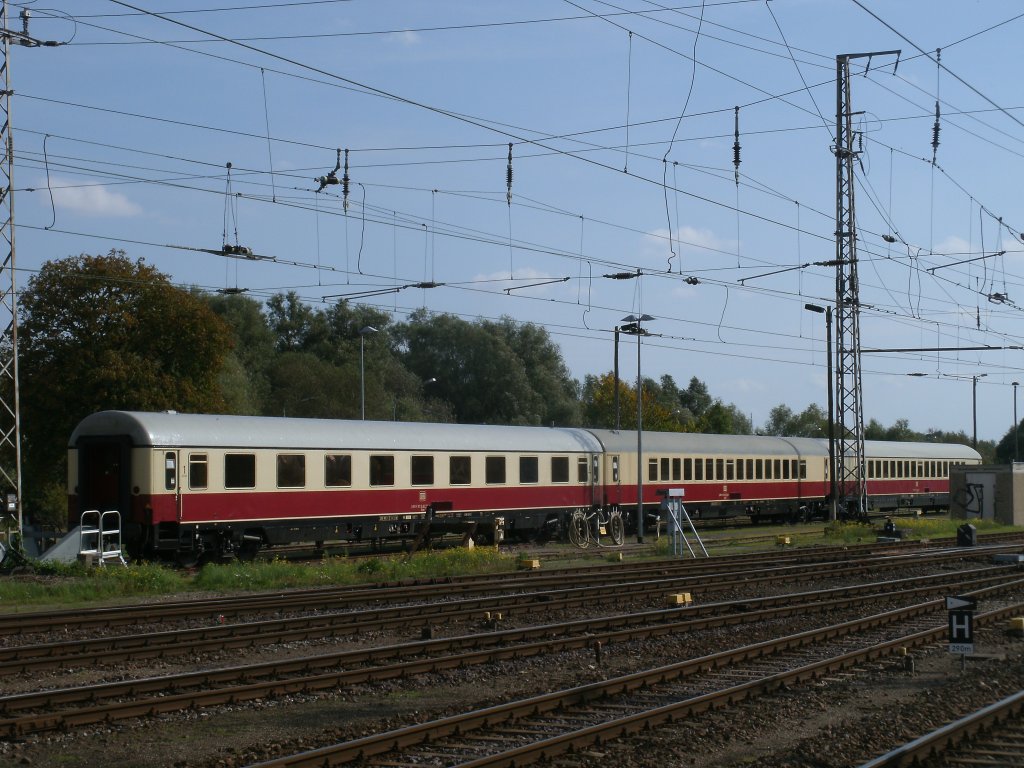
top-left (69, 411), bottom-right (605, 454)
top-left (69, 411), bottom-right (980, 462)
top-left (586, 429), bottom-right (830, 458)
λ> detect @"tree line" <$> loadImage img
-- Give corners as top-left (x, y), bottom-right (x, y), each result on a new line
top-left (8, 252), bottom-right (1003, 527)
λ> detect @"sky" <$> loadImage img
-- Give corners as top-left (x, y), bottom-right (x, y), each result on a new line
top-left (10, 0), bottom-right (1024, 442)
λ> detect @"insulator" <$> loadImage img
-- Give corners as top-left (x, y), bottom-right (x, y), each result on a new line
top-left (732, 106), bottom-right (741, 184)
top-left (883, 234), bottom-right (896, 243)
top-left (931, 101), bottom-right (941, 161)
top-left (342, 148), bottom-right (350, 212)
top-left (506, 143), bottom-right (513, 206)
top-left (685, 276), bottom-right (700, 285)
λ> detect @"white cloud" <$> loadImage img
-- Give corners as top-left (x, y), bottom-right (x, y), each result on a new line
top-left (931, 235), bottom-right (972, 258)
top-left (391, 30), bottom-right (421, 46)
top-left (645, 225), bottom-right (735, 257)
top-left (48, 177), bottom-right (142, 217)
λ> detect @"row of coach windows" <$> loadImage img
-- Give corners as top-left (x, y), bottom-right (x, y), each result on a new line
top-left (646, 457), bottom-right (807, 483)
top-left (180, 451), bottom-right (587, 490)
top-left (866, 459), bottom-right (954, 479)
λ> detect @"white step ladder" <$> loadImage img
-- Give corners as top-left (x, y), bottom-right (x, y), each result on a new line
top-left (79, 510), bottom-right (127, 566)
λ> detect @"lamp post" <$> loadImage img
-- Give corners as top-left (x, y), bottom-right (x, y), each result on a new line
top-left (972, 374), bottom-right (987, 449)
top-left (359, 326), bottom-right (377, 420)
top-left (1014, 381), bottom-right (1019, 462)
top-left (804, 303), bottom-right (837, 521)
top-left (621, 313), bottom-right (654, 543)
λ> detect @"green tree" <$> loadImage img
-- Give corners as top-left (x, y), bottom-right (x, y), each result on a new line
top-left (763, 403), bottom-right (827, 437)
top-left (206, 292), bottom-right (276, 414)
top-left (18, 251), bottom-right (232, 525)
top-left (485, 317), bottom-right (580, 426)
top-left (397, 311), bottom-right (539, 425)
top-left (678, 376), bottom-right (713, 420)
top-left (580, 372), bottom-right (683, 431)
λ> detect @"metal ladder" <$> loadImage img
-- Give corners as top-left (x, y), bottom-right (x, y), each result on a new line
top-left (79, 510), bottom-right (127, 566)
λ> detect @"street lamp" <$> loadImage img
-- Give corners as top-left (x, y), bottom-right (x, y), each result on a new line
top-left (972, 374), bottom-right (987, 449)
top-left (804, 304), bottom-right (836, 521)
top-left (621, 313), bottom-right (654, 543)
top-left (359, 326), bottom-right (377, 420)
top-left (1014, 381), bottom-right (1019, 462)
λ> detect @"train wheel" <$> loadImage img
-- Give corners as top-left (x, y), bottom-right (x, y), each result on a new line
top-left (607, 511), bottom-right (625, 546)
top-left (238, 540), bottom-right (261, 561)
top-left (175, 550), bottom-right (200, 569)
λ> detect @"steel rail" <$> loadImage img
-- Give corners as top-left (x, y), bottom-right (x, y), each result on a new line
top-left (245, 594), bottom-right (1024, 768)
top-left (3, 575), bottom-right (1023, 740)
top-left (858, 689), bottom-right (1024, 767)
top-left (2, 541), bottom-right (1016, 638)
top-left (1, 548), bottom-right (1015, 673)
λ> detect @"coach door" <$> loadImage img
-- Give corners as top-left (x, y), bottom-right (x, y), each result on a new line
top-left (163, 451), bottom-right (183, 521)
top-left (75, 437), bottom-right (131, 521)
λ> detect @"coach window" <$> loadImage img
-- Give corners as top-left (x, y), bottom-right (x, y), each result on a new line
top-left (755, 459), bottom-right (763, 479)
top-left (657, 457), bottom-right (666, 481)
top-left (225, 453), bottom-right (256, 489)
top-left (746, 459), bottom-right (754, 479)
top-left (577, 457), bottom-right (589, 483)
top-left (890, 460), bottom-right (896, 478)
top-left (370, 455), bottom-right (395, 486)
top-left (781, 460), bottom-right (790, 480)
top-left (694, 458), bottom-right (704, 481)
top-left (648, 459), bottom-right (658, 482)
top-left (277, 454), bottom-right (305, 488)
top-left (705, 458), bottom-right (714, 481)
top-left (672, 458), bottom-right (681, 481)
top-left (325, 454), bottom-right (352, 487)
top-left (867, 461), bottom-right (874, 479)
top-left (771, 459), bottom-right (780, 479)
top-left (611, 456), bottom-right (619, 483)
top-left (724, 459), bottom-right (733, 481)
top-left (765, 460), bottom-right (773, 479)
top-left (735, 459), bottom-right (744, 481)
top-left (683, 458), bottom-right (693, 481)
top-left (799, 460), bottom-right (807, 479)
top-left (486, 456), bottom-right (506, 484)
top-left (411, 455), bottom-right (434, 486)
top-left (551, 456), bottom-right (569, 483)
top-left (164, 452), bottom-right (177, 491)
top-left (450, 455), bottom-right (471, 485)
top-left (519, 456), bottom-right (539, 484)
top-left (188, 453), bottom-right (207, 490)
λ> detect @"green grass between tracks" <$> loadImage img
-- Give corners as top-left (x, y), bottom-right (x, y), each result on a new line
top-left (0, 517), bottom-right (1019, 611)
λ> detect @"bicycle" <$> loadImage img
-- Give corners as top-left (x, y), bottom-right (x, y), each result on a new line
top-left (567, 506), bottom-right (625, 548)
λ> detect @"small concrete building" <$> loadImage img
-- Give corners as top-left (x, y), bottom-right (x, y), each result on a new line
top-left (949, 464), bottom-right (1024, 526)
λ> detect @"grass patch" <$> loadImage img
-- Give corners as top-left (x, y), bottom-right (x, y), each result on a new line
top-left (0, 546), bottom-right (513, 612)
top-left (823, 515), bottom-right (1019, 544)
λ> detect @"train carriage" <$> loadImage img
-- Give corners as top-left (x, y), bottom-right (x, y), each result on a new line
top-left (68, 411), bottom-right (603, 562)
top-left (68, 411), bottom-right (983, 562)
top-left (862, 439), bottom-right (979, 513)
top-left (589, 430), bottom-right (830, 523)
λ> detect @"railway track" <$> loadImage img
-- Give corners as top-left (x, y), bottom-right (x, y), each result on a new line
top-left (3, 538), bottom-right (1019, 638)
top-left (0, 562), bottom-right (1017, 675)
top-left (859, 689), bottom-right (1024, 767)
top-left (243, 594), bottom-right (1024, 767)
top-left (2, 569), bottom-right (1022, 740)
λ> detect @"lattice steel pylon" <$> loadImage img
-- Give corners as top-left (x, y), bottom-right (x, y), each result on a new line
top-left (834, 51), bottom-right (899, 519)
top-left (0, 2), bottom-right (23, 549)
top-left (0, 3), bottom-right (52, 554)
